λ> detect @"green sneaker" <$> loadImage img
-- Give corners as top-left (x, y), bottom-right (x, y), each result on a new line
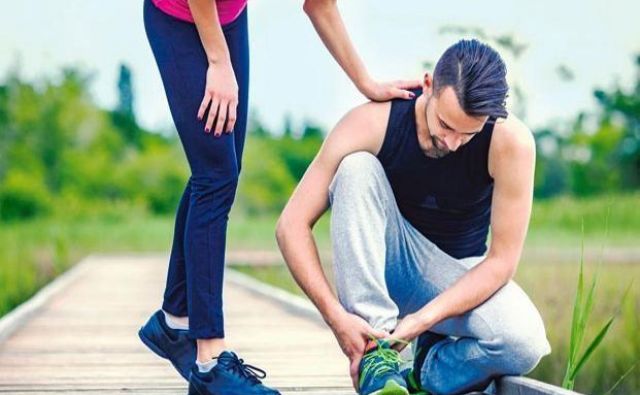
top-left (358, 339), bottom-right (409, 395)
top-left (401, 367), bottom-right (429, 394)
top-left (404, 331), bottom-right (448, 395)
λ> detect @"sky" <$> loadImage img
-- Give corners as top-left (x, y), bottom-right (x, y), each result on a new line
top-left (0, 0), bottom-right (638, 134)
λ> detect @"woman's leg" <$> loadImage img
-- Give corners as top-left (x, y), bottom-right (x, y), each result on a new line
top-left (162, 180), bottom-right (191, 322)
top-left (144, 0), bottom-right (249, 359)
top-left (191, 8), bottom-right (250, 362)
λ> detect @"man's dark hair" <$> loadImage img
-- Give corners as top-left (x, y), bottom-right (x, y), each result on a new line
top-left (433, 39), bottom-right (509, 119)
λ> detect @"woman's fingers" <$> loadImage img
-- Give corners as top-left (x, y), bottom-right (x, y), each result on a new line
top-left (205, 97), bottom-right (220, 133)
top-left (199, 93), bottom-right (236, 136)
top-left (395, 79), bottom-right (421, 90)
top-left (197, 93), bottom-right (212, 122)
top-left (391, 87), bottom-right (416, 100)
top-left (214, 100), bottom-right (228, 136)
top-left (226, 100), bottom-right (238, 133)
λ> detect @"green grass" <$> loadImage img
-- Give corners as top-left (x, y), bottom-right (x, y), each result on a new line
top-left (0, 214), bottom-right (175, 317)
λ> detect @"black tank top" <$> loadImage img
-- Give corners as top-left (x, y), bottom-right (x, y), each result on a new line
top-left (376, 93), bottom-right (496, 259)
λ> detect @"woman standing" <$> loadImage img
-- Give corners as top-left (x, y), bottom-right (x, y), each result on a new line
top-left (139, 1), bottom-right (419, 394)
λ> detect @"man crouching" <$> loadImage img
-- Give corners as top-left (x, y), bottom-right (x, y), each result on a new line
top-left (276, 39), bottom-right (551, 395)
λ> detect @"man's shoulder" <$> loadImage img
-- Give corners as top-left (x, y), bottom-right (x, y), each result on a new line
top-left (490, 113), bottom-right (535, 157)
top-left (346, 100), bottom-right (393, 128)
top-left (330, 100), bottom-right (393, 155)
top-left (488, 113), bottom-right (535, 177)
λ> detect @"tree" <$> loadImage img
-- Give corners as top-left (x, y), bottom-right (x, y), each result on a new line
top-left (111, 63), bottom-right (141, 146)
top-left (592, 55), bottom-right (640, 189)
top-left (116, 64), bottom-right (134, 119)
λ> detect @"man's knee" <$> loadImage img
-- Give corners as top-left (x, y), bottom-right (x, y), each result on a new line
top-left (334, 151), bottom-right (382, 182)
top-left (486, 326), bottom-right (552, 374)
top-left (329, 152), bottom-right (384, 199)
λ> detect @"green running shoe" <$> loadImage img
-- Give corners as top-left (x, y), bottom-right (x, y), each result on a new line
top-left (358, 339), bottom-right (409, 395)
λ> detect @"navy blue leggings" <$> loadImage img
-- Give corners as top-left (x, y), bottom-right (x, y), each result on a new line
top-left (143, 0), bottom-right (249, 339)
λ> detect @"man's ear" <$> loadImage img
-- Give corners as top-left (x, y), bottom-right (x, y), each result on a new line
top-left (423, 72), bottom-right (434, 95)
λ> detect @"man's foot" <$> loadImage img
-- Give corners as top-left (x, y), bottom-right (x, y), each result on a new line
top-left (138, 309), bottom-right (196, 380)
top-left (188, 351), bottom-right (280, 395)
top-left (401, 368), bottom-right (428, 394)
top-left (404, 332), bottom-right (448, 395)
top-left (358, 339), bottom-right (409, 395)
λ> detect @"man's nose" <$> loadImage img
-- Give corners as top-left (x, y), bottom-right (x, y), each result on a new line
top-left (443, 134), bottom-right (463, 152)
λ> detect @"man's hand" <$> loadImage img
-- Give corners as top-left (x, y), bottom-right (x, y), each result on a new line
top-left (359, 78), bottom-right (421, 101)
top-left (386, 313), bottom-right (425, 352)
top-left (329, 310), bottom-right (389, 390)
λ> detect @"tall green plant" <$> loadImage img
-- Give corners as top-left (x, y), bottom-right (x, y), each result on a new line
top-left (562, 218), bottom-right (633, 391)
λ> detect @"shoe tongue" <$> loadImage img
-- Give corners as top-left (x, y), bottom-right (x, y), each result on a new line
top-left (216, 351), bottom-right (238, 367)
top-left (365, 338), bottom-right (391, 354)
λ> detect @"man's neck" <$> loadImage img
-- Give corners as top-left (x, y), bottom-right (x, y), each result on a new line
top-left (413, 94), bottom-right (435, 156)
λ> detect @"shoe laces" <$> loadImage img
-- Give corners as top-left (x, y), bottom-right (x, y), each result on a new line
top-left (217, 352), bottom-right (267, 385)
top-left (360, 337), bottom-right (407, 382)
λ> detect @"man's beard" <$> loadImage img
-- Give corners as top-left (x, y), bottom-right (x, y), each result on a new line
top-left (424, 96), bottom-right (450, 159)
top-left (428, 134), bottom-right (450, 158)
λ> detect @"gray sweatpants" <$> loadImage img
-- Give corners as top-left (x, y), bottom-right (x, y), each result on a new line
top-left (328, 152), bottom-right (551, 395)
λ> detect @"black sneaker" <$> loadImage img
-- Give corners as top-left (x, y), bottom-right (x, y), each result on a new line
top-left (188, 351), bottom-right (280, 395)
top-left (138, 309), bottom-right (196, 380)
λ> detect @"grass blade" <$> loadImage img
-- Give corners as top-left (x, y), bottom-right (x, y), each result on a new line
top-left (577, 264), bottom-right (598, 358)
top-left (563, 220), bottom-right (587, 389)
top-left (569, 316), bottom-right (615, 380)
top-left (602, 362), bottom-right (637, 395)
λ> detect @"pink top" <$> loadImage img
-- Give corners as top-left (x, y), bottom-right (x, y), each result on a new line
top-left (151, 0), bottom-right (247, 25)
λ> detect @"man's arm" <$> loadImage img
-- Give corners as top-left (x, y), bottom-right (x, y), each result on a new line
top-left (302, 0), bottom-right (419, 101)
top-left (276, 101), bottom-right (389, 387)
top-left (276, 101), bottom-right (388, 320)
top-left (392, 117), bottom-right (537, 343)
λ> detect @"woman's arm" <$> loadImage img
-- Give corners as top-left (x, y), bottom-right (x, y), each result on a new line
top-left (303, 0), bottom-right (420, 101)
top-left (188, 0), bottom-right (238, 136)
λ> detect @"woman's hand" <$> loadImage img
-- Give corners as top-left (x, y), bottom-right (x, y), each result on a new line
top-left (359, 77), bottom-right (421, 102)
top-left (197, 60), bottom-right (238, 136)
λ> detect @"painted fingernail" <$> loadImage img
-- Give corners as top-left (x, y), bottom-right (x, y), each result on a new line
top-left (409, 92), bottom-right (415, 98)
top-left (205, 128), bottom-right (210, 133)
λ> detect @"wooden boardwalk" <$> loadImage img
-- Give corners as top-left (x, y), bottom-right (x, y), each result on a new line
top-left (0, 254), bottom-right (582, 395)
top-left (0, 255), bottom-right (354, 394)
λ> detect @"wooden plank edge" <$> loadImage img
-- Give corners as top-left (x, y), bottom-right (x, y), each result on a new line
top-left (497, 376), bottom-right (585, 395)
top-left (225, 269), bottom-right (325, 326)
top-left (0, 255), bottom-right (94, 344)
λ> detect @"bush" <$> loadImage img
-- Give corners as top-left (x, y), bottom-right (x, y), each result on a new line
top-left (0, 170), bottom-right (51, 221)
top-left (117, 145), bottom-right (189, 215)
top-left (236, 137), bottom-right (297, 215)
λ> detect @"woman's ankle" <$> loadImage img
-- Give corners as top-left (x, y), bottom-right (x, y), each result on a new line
top-left (162, 310), bottom-right (189, 330)
top-left (196, 338), bottom-right (227, 362)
